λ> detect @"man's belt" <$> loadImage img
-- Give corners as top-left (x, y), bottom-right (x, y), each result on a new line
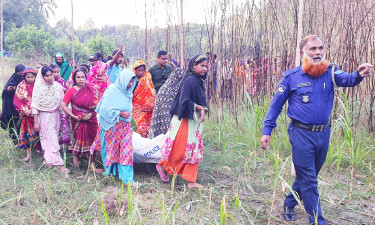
top-left (292, 120), bottom-right (330, 132)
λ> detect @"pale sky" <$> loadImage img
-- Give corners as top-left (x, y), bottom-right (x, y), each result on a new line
top-left (49, 0), bottom-right (230, 29)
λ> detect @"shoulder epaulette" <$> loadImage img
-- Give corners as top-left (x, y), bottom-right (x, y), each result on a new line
top-left (282, 67), bottom-right (300, 77)
top-left (328, 62), bottom-right (338, 68)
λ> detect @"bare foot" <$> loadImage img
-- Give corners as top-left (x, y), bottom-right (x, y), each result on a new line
top-left (23, 148), bottom-right (31, 162)
top-left (22, 156), bottom-right (31, 162)
top-left (59, 166), bottom-right (70, 174)
top-left (73, 156), bottom-right (79, 168)
top-left (125, 181), bottom-right (139, 188)
top-left (187, 182), bottom-right (204, 189)
top-left (89, 164), bottom-right (104, 174)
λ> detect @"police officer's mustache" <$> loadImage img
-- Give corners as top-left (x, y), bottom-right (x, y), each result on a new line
top-left (302, 56), bottom-right (329, 78)
top-left (313, 56), bottom-right (322, 61)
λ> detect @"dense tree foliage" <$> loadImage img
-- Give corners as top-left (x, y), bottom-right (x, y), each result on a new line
top-left (5, 25), bottom-right (88, 62)
top-left (2, 0), bottom-right (209, 62)
top-left (3, 0), bottom-right (56, 35)
top-left (86, 34), bottom-right (115, 57)
top-left (5, 25), bottom-right (56, 60)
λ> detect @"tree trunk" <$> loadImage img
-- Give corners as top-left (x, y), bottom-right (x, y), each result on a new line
top-left (1, 0), bottom-right (4, 85)
top-left (295, 0), bottom-right (304, 67)
top-left (179, 0), bottom-right (184, 69)
top-left (291, 0), bottom-right (304, 179)
top-left (145, 1), bottom-right (149, 63)
top-left (167, 25), bottom-right (171, 54)
top-left (71, 0), bottom-right (75, 63)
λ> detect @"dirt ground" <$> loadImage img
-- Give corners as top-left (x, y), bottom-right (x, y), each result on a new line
top-left (0, 119), bottom-right (374, 225)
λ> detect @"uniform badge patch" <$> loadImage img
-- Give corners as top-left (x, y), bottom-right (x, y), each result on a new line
top-left (297, 82), bottom-right (311, 88)
top-left (334, 70), bottom-right (343, 75)
top-left (302, 95), bottom-right (309, 103)
top-left (277, 85), bottom-right (286, 94)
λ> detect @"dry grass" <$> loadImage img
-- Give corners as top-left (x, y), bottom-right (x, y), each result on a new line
top-left (0, 106), bottom-right (374, 224)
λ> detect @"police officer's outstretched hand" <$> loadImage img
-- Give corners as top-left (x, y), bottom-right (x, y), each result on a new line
top-left (358, 63), bottom-right (373, 77)
top-left (260, 135), bottom-right (271, 151)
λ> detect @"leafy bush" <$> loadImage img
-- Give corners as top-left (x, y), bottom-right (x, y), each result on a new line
top-left (5, 25), bottom-right (56, 60)
top-left (87, 34), bottom-right (116, 57)
top-left (54, 39), bottom-right (88, 64)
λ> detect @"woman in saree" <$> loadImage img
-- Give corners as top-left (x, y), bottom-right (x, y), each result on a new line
top-left (132, 60), bottom-right (156, 137)
top-left (1, 64), bottom-right (25, 143)
top-left (156, 54), bottom-right (208, 189)
top-left (86, 60), bottom-right (110, 101)
top-left (31, 66), bottom-right (69, 174)
top-left (147, 68), bottom-right (185, 139)
top-left (51, 64), bottom-right (71, 148)
top-left (13, 68), bottom-right (39, 161)
top-left (90, 69), bottom-right (137, 184)
top-left (61, 69), bottom-right (102, 173)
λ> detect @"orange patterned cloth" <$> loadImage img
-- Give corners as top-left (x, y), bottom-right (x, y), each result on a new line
top-left (132, 60), bottom-right (156, 137)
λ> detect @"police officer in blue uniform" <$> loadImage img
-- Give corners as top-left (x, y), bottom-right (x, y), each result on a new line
top-left (260, 35), bottom-right (373, 224)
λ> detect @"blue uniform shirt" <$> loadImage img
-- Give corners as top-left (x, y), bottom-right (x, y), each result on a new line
top-left (262, 65), bottom-right (364, 135)
top-left (107, 60), bottom-right (123, 84)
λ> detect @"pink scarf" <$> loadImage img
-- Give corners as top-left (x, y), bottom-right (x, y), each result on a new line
top-left (86, 61), bottom-right (110, 100)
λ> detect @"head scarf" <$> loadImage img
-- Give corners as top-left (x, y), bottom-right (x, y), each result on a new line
top-left (1, 64), bottom-right (26, 124)
top-left (132, 60), bottom-right (155, 107)
top-left (15, 64), bottom-right (26, 73)
top-left (86, 60), bottom-right (109, 97)
top-left (169, 54), bottom-right (208, 120)
top-left (54, 52), bottom-right (73, 82)
top-left (13, 80), bottom-right (34, 117)
top-left (13, 67), bottom-right (36, 116)
top-left (89, 60), bottom-right (108, 78)
top-left (187, 54), bottom-right (208, 81)
top-left (96, 69), bottom-right (137, 130)
top-left (31, 66), bottom-right (64, 112)
top-left (133, 60), bottom-right (147, 71)
top-left (22, 68), bottom-right (36, 79)
top-left (2, 64), bottom-right (25, 91)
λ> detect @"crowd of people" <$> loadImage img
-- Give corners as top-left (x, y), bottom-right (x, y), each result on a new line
top-left (1, 35), bottom-right (374, 224)
top-left (0, 46), bottom-right (208, 189)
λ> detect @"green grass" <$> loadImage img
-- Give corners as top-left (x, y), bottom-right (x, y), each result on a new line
top-left (0, 99), bottom-right (375, 224)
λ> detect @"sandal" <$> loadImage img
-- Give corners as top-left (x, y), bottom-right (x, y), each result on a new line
top-left (156, 165), bottom-right (169, 182)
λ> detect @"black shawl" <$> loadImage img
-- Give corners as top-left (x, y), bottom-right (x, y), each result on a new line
top-left (147, 68), bottom-right (185, 138)
top-left (170, 54), bottom-right (207, 120)
top-left (1, 64), bottom-right (25, 129)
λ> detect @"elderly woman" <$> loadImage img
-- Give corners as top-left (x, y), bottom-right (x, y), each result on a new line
top-left (1, 64), bottom-right (26, 143)
top-left (156, 54), bottom-right (208, 189)
top-left (132, 60), bottom-right (156, 137)
top-left (54, 52), bottom-right (73, 82)
top-left (90, 69), bottom-right (137, 184)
